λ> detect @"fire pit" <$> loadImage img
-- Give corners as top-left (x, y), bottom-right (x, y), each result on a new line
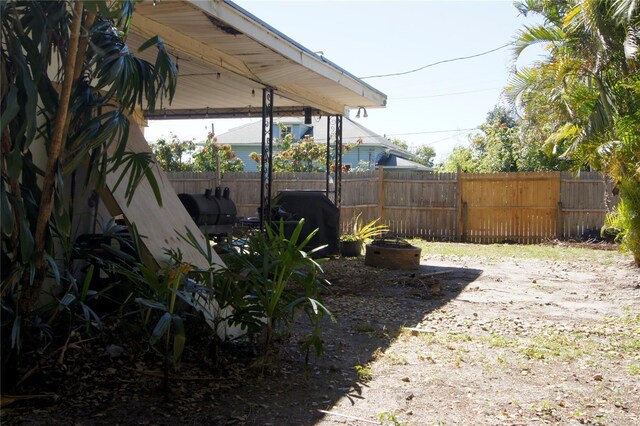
top-left (365, 238), bottom-right (422, 270)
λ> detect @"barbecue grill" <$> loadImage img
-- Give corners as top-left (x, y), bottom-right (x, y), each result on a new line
top-left (178, 187), bottom-right (237, 240)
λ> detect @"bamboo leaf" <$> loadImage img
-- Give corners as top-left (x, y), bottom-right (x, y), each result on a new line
top-left (80, 265), bottom-right (95, 301)
top-left (19, 220), bottom-right (34, 261)
top-left (53, 194), bottom-right (71, 237)
top-left (0, 185), bottom-right (14, 235)
top-left (135, 298), bottom-right (167, 311)
top-left (172, 315), bottom-right (186, 363)
top-left (0, 86), bottom-right (19, 134)
top-left (150, 312), bottom-right (172, 346)
top-left (81, 302), bottom-right (103, 330)
top-left (138, 35), bottom-right (161, 52)
top-left (143, 165), bottom-right (163, 207)
top-left (58, 293), bottom-right (76, 310)
top-left (45, 254), bottom-right (61, 285)
top-left (7, 147), bottom-right (23, 181)
top-left (289, 218), bottom-right (305, 245)
top-left (11, 316), bottom-right (21, 350)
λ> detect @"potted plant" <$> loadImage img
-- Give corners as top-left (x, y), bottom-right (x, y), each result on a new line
top-left (340, 214), bottom-right (389, 257)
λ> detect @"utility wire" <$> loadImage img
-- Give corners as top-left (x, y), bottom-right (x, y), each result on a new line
top-left (391, 87), bottom-right (502, 100)
top-left (386, 128), bottom-right (478, 137)
top-left (360, 43), bottom-right (513, 79)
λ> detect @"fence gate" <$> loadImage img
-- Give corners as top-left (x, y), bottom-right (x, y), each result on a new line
top-left (459, 172), bottom-right (561, 243)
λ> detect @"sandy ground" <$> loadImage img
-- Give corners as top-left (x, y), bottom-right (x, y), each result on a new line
top-left (2, 247), bottom-right (639, 425)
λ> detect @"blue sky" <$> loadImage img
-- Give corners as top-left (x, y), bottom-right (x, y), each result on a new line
top-left (145, 0), bottom-right (543, 162)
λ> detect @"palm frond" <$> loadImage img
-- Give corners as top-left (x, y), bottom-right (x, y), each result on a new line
top-left (512, 24), bottom-right (566, 58)
top-left (623, 25), bottom-right (639, 58)
top-left (504, 67), bottom-right (542, 105)
top-left (612, 0), bottom-right (639, 22)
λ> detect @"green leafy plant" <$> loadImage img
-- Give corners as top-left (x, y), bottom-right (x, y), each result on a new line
top-left (603, 179), bottom-right (640, 266)
top-left (340, 213), bottom-right (389, 243)
top-left (152, 134), bottom-right (196, 172)
top-left (192, 132), bottom-right (244, 172)
top-left (223, 219), bottom-right (334, 357)
top-left (354, 364), bottom-right (373, 382)
top-left (249, 123), bottom-right (360, 173)
top-left (377, 412), bottom-right (407, 426)
top-left (507, 0), bottom-right (640, 264)
top-left (134, 260), bottom-right (191, 398)
top-left (105, 226), bottom-right (214, 399)
top-left (1, 0), bottom-right (178, 366)
top-left (174, 226), bottom-right (265, 343)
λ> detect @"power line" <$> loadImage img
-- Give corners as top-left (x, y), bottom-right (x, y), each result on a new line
top-left (360, 43), bottom-right (513, 79)
top-left (386, 128), bottom-right (478, 137)
top-left (391, 87), bottom-right (502, 100)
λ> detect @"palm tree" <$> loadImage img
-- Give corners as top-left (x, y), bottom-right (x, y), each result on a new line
top-left (1, 1), bottom-right (178, 320)
top-left (507, 0), bottom-right (640, 265)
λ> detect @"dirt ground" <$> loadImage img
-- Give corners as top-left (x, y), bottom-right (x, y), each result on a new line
top-left (2, 243), bottom-right (639, 425)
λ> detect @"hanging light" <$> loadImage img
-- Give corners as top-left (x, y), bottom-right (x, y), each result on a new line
top-left (355, 107), bottom-right (368, 118)
top-left (205, 107), bottom-right (209, 119)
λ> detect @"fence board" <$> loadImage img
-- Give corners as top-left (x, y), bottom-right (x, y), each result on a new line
top-left (166, 170), bottom-right (613, 243)
top-left (559, 171), bottom-right (618, 239)
top-left (460, 172), bottom-right (560, 243)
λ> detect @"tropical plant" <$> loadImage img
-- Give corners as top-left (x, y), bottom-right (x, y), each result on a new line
top-left (440, 106), bottom-right (571, 172)
top-left (269, 133), bottom-right (327, 172)
top-left (603, 180), bottom-right (640, 266)
top-left (223, 219), bottom-right (334, 357)
top-left (507, 0), bottom-right (640, 263)
top-left (192, 132), bottom-right (244, 173)
top-left (412, 145), bottom-right (437, 168)
top-left (92, 224), bottom-right (217, 398)
top-left (249, 123), bottom-right (360, 173)
top-left (152, 134), bottom-right (196, 172)
top-left (1, 0), bottom-right (178, 376)
top-left (351, 160), bottom-right (375, 172)
top-left (390, 138), bottom-right (409, 150)
top-left (340, 213), bottom-right (389, 243)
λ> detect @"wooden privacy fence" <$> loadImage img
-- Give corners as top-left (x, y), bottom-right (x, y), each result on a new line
top-left (166, 170), bottom-right (616, 243)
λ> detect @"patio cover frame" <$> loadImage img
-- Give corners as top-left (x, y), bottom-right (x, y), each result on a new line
top-left (130, 0), bottom-right (385, 227)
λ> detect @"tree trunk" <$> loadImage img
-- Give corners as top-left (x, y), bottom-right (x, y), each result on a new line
top-left (19, 0), bottom-right (84, 313)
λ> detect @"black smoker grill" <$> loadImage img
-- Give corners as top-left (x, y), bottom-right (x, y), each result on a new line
top-left (272, 191), bottom-right (340, 256)
top-left (178, 187), bottom-right (237, 240)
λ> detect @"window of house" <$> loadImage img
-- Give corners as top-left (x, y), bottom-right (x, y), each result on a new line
top-left (274, 125), bottom-right (293, 139)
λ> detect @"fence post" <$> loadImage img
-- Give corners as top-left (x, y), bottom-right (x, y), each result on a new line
top-left (377, 166), bottom-right (385, 222)
top-left (455, 167), bottom-right (464, 242)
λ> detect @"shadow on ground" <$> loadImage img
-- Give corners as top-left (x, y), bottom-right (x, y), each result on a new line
top-left (210, 259), bottom-right (484, 425)
top-left (1, 259), bottom-right (482, 425)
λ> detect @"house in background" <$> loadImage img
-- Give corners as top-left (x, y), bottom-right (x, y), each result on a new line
top-left (215, 116), bottom-right (431, 172)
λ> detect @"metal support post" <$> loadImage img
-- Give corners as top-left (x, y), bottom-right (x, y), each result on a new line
top-left (334, 115), bottom-right (343, 207)
top-left (326, 115), bottom-right (331, 197)
top-left (259, 87), bottom-right (274, 229)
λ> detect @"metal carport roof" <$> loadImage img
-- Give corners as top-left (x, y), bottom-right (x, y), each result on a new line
top-left (130, 0), bottom-right (387, 119)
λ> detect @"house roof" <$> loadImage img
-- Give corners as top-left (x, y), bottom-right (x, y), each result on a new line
top-left (377, 154), bottom-right (432, 171)
top-left (216, 116), bottom-right (414, 159)
top-left (129, 0), bottom-right (387, 118)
